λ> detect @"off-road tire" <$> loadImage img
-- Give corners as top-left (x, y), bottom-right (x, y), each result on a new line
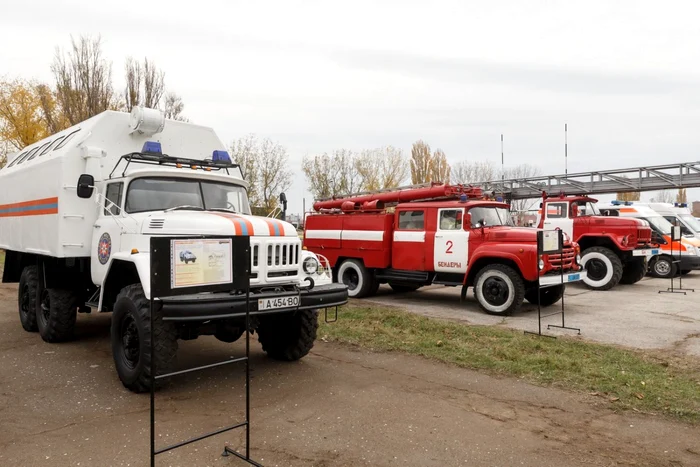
top-left (649, 255), bottom-right (676, 278)
top-left (36, 287), bottom-right (78, 342)
top-left (524, 284), bottom-right (564, 307)
top-left (111, 284), bottom-right (178, 393)
top-left (473, 264), bottom-right (525, 315)
top-left (18, 266), bottom-right (39, 332)
top-left (619, 258), bottom-right (647, 284)
top-left (580, 246), bottom-right (623, 291)
top-left (337, 259), bottom-right (373, 298)
top-left (257, 309), bottom-right (318, 361)
top-left (389, 283), bottom-right (420, 293)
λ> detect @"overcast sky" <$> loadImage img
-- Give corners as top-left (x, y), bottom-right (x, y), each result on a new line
top-left (3, 0), bottom-right (700, 213)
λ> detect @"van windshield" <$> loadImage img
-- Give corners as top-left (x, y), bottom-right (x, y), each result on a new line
top-left (125, 178), bottom-right (251, 214)
top-left (642, 216), bottom-right (673, 235)
top-left (469, 207), bottom-right (514, 227)
top-left (679, 214), bottom-right (700, 233)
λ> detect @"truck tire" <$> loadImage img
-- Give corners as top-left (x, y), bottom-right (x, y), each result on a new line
top-left (18, 266), bottom-right (39, 332)
top-left (389, 283), bottom-right (420, 293)
top-left (648, 255), bottom-right (676, 278)
top-left (36, 287), bottom-right (78, 342)
top-left (473, 264), bottom-right (525, 315)
top-left (524, 284), bottom-right (564, 307)
top-left (111, 284), bottom-right (178, 393)
top-left (337, 259), bottom-right (373, 298)
top-left (619, 258), bottom-right (647, 284)
top-left (580, 246), bottom-right (623, 291)
top-left (257, 309), bottom-right (318, 361)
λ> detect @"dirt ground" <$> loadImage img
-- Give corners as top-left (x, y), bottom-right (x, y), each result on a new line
top-left (1, 282), bottom-right (699, 467)
top-left (366, 274), bottom-right (700, 356)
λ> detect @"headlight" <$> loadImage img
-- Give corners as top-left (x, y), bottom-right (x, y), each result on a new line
top-left (684, 244), bottom-right (696, 256)
top-left (303, 257), bottom-right (319, 274)
top-left (576, 254), bottom-right (581, 265)
top-left (539, 259), bottom-right (545, 270)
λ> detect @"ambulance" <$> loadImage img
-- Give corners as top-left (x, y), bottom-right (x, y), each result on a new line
top-left (633, 202), bottom-right (700, 240)
top-left (598, 201), bottom-right (700, 277)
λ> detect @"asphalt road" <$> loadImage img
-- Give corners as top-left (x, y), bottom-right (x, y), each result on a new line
top-left (365, 274), bottom-right (700, 356)
top-left (1, 280), bottom-right (699, 466)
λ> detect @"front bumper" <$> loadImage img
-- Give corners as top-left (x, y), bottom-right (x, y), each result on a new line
top-left (539, 270), bottom-right (587, 287)
top-left (159, 283), bottom-right (348, 321)
top-left (675, 255), bottom-right (700, 271)
top-left (632, 247), bottom-right (662, 257)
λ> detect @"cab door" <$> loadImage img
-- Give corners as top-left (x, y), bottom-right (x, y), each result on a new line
top-left (392, 209), bottom-right (426, 270)
top-left (542, 201), bottom-right (574, 237)
top-left (433, 208), bottom-right (468, 273)
top-left (91, 182), bottom-right (125, 286)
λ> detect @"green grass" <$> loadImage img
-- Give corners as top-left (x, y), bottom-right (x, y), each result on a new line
top-left (319, 304), bottom-right (700, 423)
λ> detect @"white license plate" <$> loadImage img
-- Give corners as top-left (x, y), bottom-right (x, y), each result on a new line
top-left (258, 295), bottom-right (300, 311)
top-left (567, 273), bottom-right (581, 282)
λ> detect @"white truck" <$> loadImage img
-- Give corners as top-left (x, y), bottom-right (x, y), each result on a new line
top-left (0, 107), bottom-right (347, 393)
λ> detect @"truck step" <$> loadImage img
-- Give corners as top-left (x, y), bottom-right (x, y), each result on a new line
top-left (376, 269), bottom-right (431, 284)
top-left (85, 287), bottom-right (101, 308)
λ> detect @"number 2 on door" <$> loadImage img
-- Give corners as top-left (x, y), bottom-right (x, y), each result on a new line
top-left (445, 240), bottom-right (453, 254)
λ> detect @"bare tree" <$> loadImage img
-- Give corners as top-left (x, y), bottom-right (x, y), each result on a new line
top-left (616, 191), bottom-right (641, 202)
top-left (378, 145), bottom-right (409, 189)
top-left (502, 164), bottom-right (541, 224)
top-left (651, 190), bottom-right (674, 204)
top-left (451, 160), bottom-right (496, 184)
top-left (124, 57), bottom-right (142, 112)
top-left (431, 148), bottom-right (450, 183)
top-left (230, 135), bottom-right (291, 214)
top-left (51, 35), bottom-right (118, 124)
top-left (676, 188), bottom-right (687, 204)
top-left (303, 150), bottom-right (359, 199)
top-left (410, 140), bottom-right (432, 184)
top-left (163, 92), bottom-right (186, 121)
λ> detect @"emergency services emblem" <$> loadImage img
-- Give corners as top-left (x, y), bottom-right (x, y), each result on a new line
top-left (98, 233), bottom-right (111, 265)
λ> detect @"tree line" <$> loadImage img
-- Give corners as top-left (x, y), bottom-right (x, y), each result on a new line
top-left (0, 34), bottom-right (186, 167)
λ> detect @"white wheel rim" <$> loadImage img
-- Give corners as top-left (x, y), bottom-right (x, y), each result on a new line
top-left (580, 252), bottom-right (614, 288)
top-left (475, 270), bottom-right (515, 313)
top-left (338, 262), bottom-right (363, 297)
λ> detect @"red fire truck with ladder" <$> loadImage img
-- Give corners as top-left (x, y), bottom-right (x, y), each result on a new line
top-left (536, 193), bottom-right (659, 290)
top-left (304, 184), bottom-right (585, 315)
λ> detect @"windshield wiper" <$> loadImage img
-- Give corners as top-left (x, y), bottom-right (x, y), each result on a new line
top-left (164, 205), bottom-right (205, 212)
top-left (207, 207), bottom-right (237, 214)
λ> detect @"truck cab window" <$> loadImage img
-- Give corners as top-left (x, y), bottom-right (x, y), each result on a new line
top-left (546, 202), bottom-right (568, 219)
top-left (468, 207), bottom-right (513, 227)
top-left (439, 209), bottom-right (463, 230)
top-left (104, 182), bottom-right (123, 215)
top-left (398, 210), bottom-right (424, 230)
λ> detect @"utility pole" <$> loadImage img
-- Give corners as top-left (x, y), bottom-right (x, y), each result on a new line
top-left (501, 134), bottom-right (504, 181)
top-left (565, 123), bottom-right (568, 176)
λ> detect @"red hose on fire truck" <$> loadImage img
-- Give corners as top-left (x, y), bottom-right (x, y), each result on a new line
top-left (304, 183), bottom-right (585, 315)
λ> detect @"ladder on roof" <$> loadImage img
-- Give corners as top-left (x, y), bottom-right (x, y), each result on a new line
top-left (478, 161), bottom-right (700, 200)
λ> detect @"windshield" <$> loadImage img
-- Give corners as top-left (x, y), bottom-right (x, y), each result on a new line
top-left (679, 214), bottom-right (700, 233)
top-left (125, 178), bottom-right (251, 214)
top-left (642, 216), bottom-right (673, 235)
top-left (576, 201), bottom-right (600, 216)
top-left (469, 207), bottom-right (514, 227)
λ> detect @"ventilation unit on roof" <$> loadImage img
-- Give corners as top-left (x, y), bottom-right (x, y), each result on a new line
top-left (129, 106), bottom-right (165, 136)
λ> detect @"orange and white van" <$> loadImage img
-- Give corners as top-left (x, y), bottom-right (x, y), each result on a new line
top-left (598, 201), bottom-right (700, 278)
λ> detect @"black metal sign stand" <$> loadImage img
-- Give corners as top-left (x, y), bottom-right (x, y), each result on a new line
top-left (526, 229), bottom-right (580, 338)
top-left (659, 225), bottom-right (694, 295)
top-left (149, 236), bottom-right (262, 466)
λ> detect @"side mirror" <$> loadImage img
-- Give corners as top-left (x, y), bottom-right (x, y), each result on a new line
top-left (77, 174), bottom-right (95, 199)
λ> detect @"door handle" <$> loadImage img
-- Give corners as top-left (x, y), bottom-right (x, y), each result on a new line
top-left (94, 225), bottom-right (101, 229)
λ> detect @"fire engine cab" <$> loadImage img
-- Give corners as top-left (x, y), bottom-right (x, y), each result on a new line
top-left (304, 184), bottom-right (585, 315)
top-left (536, 194), bottom-right (658, 290)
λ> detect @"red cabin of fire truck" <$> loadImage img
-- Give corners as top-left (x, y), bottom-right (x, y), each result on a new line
top-left (304, 184), bottom-right (585, 315)
top-left (536, 193), bottom-right (659, 290)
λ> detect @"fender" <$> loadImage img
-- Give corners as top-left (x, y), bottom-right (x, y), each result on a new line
top-left (98, 252), bottom-right (151, 310)
top-left (465, 246), bottom-right (538, 284)
top-left (577, 232), bottom-right (628, 250)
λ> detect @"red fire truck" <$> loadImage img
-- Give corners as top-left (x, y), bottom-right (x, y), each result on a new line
top-left (536, 194), bottom-right (659, 290)
top-left (304, 184), bottom-right (585, 315)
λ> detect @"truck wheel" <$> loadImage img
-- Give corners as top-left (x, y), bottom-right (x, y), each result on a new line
top-left (580, 247), bottom-right (623, 291)
top-left (111, 284), bottom-right (178, 393)
top-left (36, 287), bottom-right (78, 342)
top-left (680, 270), bottom-right (692, 276)
top-left (18, 266), bottom-right (39, 332)
top-left (619, 258), bottom-right (647, 284)
top-left (474, 264), bottom-right (525, 315)
top-left (389, 283), bottom-right (420, 293)
top-left (649, 255), bottom-right (676, 278)
top-left (337, 259), bottom-right (373, 298)
top-left (524, 284), bottom-right (564, 307)
top-left (257, 309), bottom-right (318, 361)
